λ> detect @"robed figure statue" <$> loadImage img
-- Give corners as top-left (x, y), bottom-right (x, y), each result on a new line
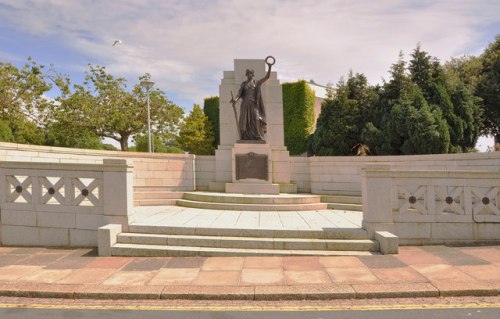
top-left (231, 56), bottom-right (275, 141)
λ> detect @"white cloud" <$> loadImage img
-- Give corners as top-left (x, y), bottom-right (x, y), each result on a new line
top-left (0, 0), bottom-right (498, 108)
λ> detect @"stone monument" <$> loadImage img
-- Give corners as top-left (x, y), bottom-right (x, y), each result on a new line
top-left (209, 57), bottom-right (295, 194)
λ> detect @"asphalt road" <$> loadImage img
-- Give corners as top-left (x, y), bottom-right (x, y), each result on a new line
top-left (1, 306), bottom-right (499, 319)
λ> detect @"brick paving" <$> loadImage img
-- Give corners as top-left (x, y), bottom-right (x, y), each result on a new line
top-left (0, 245), bottom-right (498, 300)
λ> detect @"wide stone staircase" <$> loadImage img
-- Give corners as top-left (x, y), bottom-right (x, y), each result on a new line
top-left (102, 191), bottom-right (389, 257)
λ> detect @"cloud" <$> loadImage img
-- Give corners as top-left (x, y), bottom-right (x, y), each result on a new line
top-left (0, 0), bottom-right (498, 108)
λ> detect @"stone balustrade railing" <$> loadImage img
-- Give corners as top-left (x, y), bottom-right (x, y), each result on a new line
top-left (362, 166), bottom-right (500, 245)
top-left (0, 159), bottom-right (134, 247)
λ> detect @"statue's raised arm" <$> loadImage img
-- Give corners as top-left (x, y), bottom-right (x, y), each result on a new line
top-left (258, 56), bottom-right (275, 85)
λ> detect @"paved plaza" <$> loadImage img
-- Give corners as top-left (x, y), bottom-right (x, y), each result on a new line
top-left (133, 206), bottom-right (363, 230)
top-left (0, 245), bottom-right (499, 300)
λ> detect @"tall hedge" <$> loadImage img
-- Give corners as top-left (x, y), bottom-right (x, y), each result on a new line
top-left (203, 96), bottom-right (219, 148)
top-left (282, 80), bottom-right (315, 155)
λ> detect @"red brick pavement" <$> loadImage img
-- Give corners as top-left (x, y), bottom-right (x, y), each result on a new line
top-left (0, 245), bottom-right (498, 300)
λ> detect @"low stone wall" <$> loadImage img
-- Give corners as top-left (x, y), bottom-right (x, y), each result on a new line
top-left (308, 152), bottom-right (500, 196)
top-left (362, 167), bottom-right (500, 245)
top-left (1, 142), bottom-right (498, 196)
top-left (195, 155), bottom-right (216, 191)
top-left (0, 142), bottom-right (195, 193)
top-left (0, 159), bottom-right (133, 247)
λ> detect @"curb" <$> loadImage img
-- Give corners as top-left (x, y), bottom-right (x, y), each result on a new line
top-left (0, 282), bottom-right (497, 300)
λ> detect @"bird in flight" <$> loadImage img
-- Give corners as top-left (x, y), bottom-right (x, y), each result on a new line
top-left (112, 40), bottom-right (122, 46)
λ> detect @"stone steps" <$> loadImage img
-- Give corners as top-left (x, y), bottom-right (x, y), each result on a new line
top-left (321, 195), bottom-right (362, 205)
top-left (111, 242), bottom-right (378, 257)
top-left (116, 232), bottom-right (379, 251)
top-left (134, 190), bottom-right (184, 207)
top-left (183, 192), bottom-right (322, 204)
top-left (327, 203), bottom-right (363, 212)
top-left (321, 195), bottom-right (363, 212)
top-left (128, 225), bottom-right (370, 240)
top-left (176, 199), bottom-right (328, 211)
top-left (134, 199), bottom-right (179, 207)
top-left (177, 192), bottom-right (327, 211)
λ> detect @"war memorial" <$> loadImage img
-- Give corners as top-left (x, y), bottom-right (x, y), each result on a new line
top-left (0, 57), bottom-right (499, 257)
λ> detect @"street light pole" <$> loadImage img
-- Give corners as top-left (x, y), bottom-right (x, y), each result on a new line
top-left (140, 80), bottom-right (155, 153)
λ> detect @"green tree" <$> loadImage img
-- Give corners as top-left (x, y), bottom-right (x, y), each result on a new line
top-left (54, 65), bottom-right (184, 151)
top-left (310, 72), bottom-right (377, 155)
top-left (282, 80), bottom-right (315, 155)
top-left (408, 45), bottom-right (481, 152)
top-left (177, 104), bottom-right (215, 155)
top-left (0, 120), bottom-right (14, 142)
top-left (0, 57), bottom-right (62, 144)
top-left (476, 35), bottom-right (500, 141)
top-left (444, 55), bottom-right (483, 93)
top-left (44, 121), bottom-right (104, 150)
top-left (203, 96), bottom-right (219, 148)
top-left (133, 133), bottom-right (183, 153)
top-left (363, 51), bottom-right (450, 155)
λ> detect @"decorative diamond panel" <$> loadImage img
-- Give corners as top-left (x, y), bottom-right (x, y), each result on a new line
top-left (435, 186), bottom-right (465, 215)
top-left (472, 187), bottom-right (500, 216)
top-left (40, 177), bottom-right (65, 205)
top-left (398, 186), bottom-right (428, 215)
top-left (72, 177), bottom-right (101, 206)
top-left (6, 175), bottom-right (32, 203)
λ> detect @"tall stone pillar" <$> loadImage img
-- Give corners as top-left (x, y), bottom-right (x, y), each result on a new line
top-left (209, 59), bottom-right (294, 194)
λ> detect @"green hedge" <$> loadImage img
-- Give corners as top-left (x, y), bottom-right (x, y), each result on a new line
top-left (203, 96), bottom-right (219, 148)
top-left (282, 80), bottom-right (315, 155)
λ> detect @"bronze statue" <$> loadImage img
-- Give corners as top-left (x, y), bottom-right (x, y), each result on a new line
top-left (231, 56), bottom-right (275, 141)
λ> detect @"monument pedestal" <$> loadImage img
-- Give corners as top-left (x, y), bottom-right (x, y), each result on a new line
top-left (225, 142), bottom-right (279, 194)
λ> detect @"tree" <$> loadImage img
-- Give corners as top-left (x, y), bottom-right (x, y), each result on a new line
top-left (133, 133), bottom-right (183, 153)
top-left (476, 35), bottom-right (500, 141)
top-left (54, 65), bottom-right (184, 151)
top-left (0, 57), bottom-right (61, 144)
top-left (203, 96), bottom-right (219, 148)
top-left (0, 120), bottom-right (14, 142)
top-left (44, 121), bottom-right (104, 150)
top-left (310, 72), bottom-right (377, 155)
top-left (177, 104), bottom-right (215, 155)
top-left (362, 51), bottom-right (450, 155)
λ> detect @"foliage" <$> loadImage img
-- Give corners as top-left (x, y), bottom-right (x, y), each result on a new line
top-left (0, 57), bottom-right (62, 144)
top-left (177, 104), bottom-right (215, 155)
top-left (203, 96), bottom-right (219, 148)
top-left (282, 80), bottom-right (316, 155)
top-left (0, 120), bottom-right (14, 142)
top-left (476, 35), bottom-right (500, 138)
top-left (0, 57), bottom-right (55, 123)
top-left (53, 65), bottom-right (184, 151)
top-left (133, 133), bottom-right (182, 153)
top-left (310, 72), bottom-right (378, 155)
top-left (44, 121), bottom-right (104, 150)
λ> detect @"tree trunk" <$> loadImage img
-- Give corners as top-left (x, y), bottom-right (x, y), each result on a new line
top-left (119, 136), bottom-right (129, 151)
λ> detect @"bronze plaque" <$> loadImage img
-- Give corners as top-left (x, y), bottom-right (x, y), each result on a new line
top-left (236, 152), bottom-right (268, 181)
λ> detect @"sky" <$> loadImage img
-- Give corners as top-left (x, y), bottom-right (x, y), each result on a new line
top-left (0, 0), bottom-right (498, 148)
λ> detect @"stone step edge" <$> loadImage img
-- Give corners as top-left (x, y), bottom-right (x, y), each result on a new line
top-left (111, 243), bottom-right (378, 257)
top-left (327, 203), bottom-right (363, 212)
top-left (117, 233), bottom-right (379, 251)
top-left (128, 225), bottom-right (369, 239)
top-left (176, 199), bottom-right (328, 211)
top-left (321, 195), bottom-right (362, 204)
top-left (183, 192), bottom-right (322, 204)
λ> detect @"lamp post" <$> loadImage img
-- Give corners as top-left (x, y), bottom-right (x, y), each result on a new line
top-left (140, 80), bottom-right (155, 153)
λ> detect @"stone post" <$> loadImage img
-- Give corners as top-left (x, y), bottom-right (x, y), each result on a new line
top-left (102, 159), bottom-right (134, 231)
top-left (361, 165), bottom-right (395, 237)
